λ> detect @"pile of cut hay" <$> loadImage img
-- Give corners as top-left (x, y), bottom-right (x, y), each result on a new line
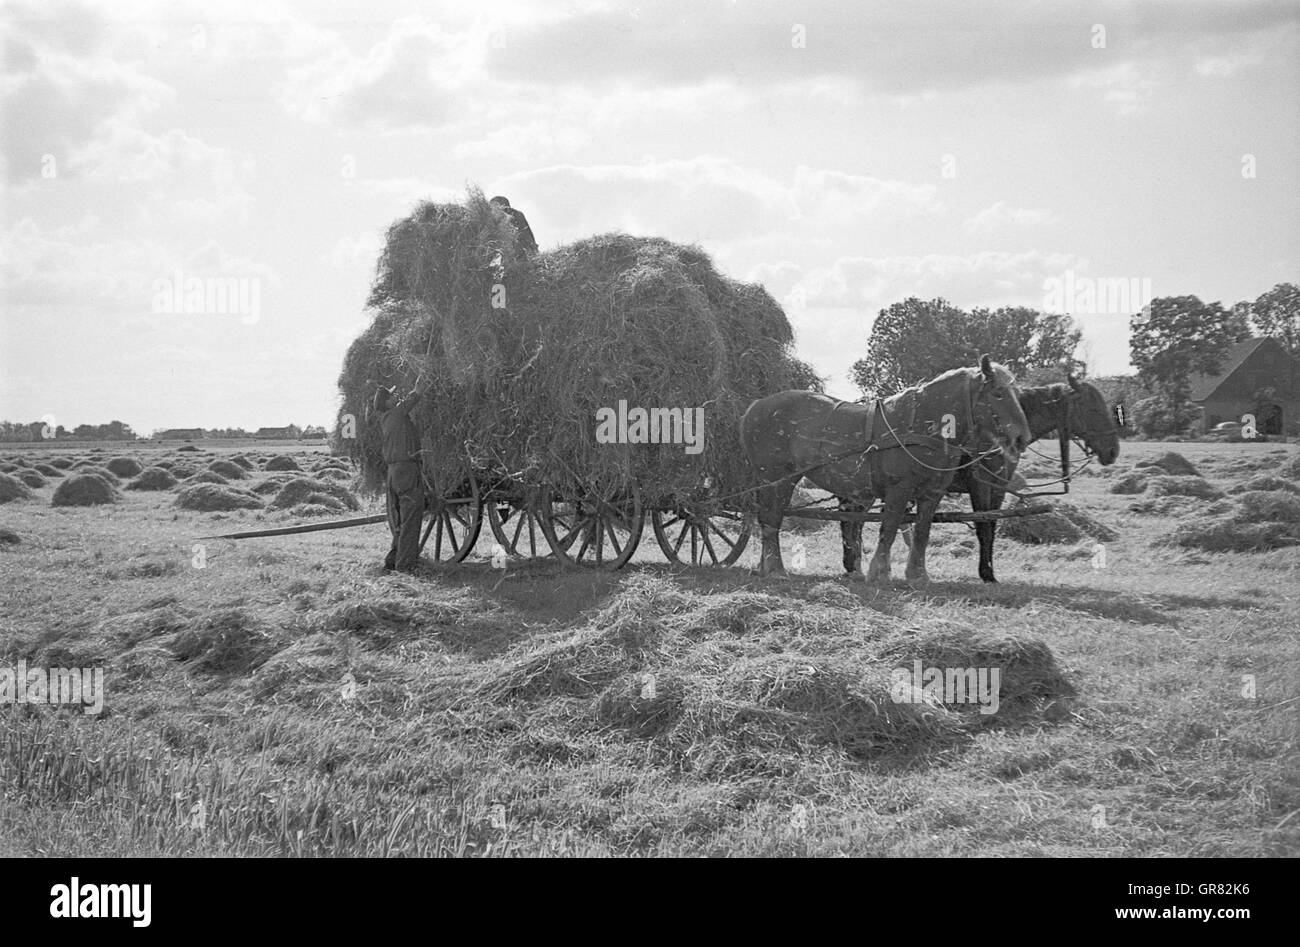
top-left (1108, 472), bottom-right (1149, 494)
top-left (268, 477), bottom-right (359, 511)
top-left (33, 463), bottom-right (63, 478)
top-left (1228, 474), bottom-right (1299, 495)
top-left (105, 457), bottom-right (143, 478)
top-left (174, 483), bottom-right (263, 512)
top-left (208, 459), bottom-right (247, 479)
top-left (0, 527), bottom-right (20, 545)
top-left (52, 474), bottom-right (120, 506)
top-left (1146, 475), bottom-right (1223, 500)
top-left (337, 186), bottom-right (819, 497)
top-left (1000, 500), bottom-right (1118, 545)
top-left (264, 455), bottom-right (301, 472)
top-left (127, 467), bottom-right (179, 491)
top-left (183, 471), bottom-right (229, 486)
top-left (1136, 451), bottom-right (1199, 477)
top-left (12, 468), bottom-right (47, 488)
top-left (230, 455), bottom-right (255, 470)
top-left (74, 465), bottom-right (121, 486)
top-left (475, 574), bottom-right (1072, 769)
top-left (0, 472), bottom-right (34, 503)
top-left (1158, 488), bottom-right (1300, 553)
top-left (48, 457), bottom-right (73, 469)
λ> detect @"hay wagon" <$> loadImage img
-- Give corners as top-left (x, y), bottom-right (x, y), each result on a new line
top-left (407, 444), bottom-right (1061, 572)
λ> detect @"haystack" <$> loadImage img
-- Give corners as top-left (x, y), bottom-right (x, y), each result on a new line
top-left (174, 483), bottom-right (263, 512)
top-left (268, 477), bottom-right (359, 511)
top-left (1136, 451), bottom-right (1199, 477)
top-left (34, 463), bottom-right (63, 478)
top-left (1107, 472), bottom-right (1149, 495)
top-left (1146, 475), bottom-right (1223, 500)
top-left (0, 472), bottom-right (34, 503)
top-left (337, 186), bottom-right (818, 498)
top-left (52, 474), bottom-right (120, 506)
top-left (127, 467), bottom-right (179, 491)
top-left (13, 468), bottom-right (47, 488)
top-left (208, 459), bottom-right (247, 480)
top-left (0, 527), bottom-right (20, 544)
top-left (183, 471), bottom-right (229, 486)
top-left (76, 465), bottom-right (121, 486)
top-left (265, 455), bottom-right (301, 472)
top-left (105, 457), bottom-right (143, 478)
top-left (230, 455), bottom-right (255, 470)
top-left (48, 457), bottom-right (73, 469)
top-left (1228, 474), bottom-right (1299, 495)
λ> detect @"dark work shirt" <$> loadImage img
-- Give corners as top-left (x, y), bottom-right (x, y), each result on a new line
top-left (380, 392), bottom-right (422, 463)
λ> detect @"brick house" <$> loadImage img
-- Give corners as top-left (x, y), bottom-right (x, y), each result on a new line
top-left (1188, 337), bottom-right (1300, 435)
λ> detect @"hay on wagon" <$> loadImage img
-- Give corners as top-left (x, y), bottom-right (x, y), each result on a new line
top-left (336, 186), bottom-right (819, 500)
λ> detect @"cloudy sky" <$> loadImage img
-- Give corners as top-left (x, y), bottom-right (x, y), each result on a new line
top-left (1, 0), bottom-right (1297, 433)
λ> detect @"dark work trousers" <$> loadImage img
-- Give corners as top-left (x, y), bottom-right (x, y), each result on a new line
top-left (384, 460), bottom-right (425, 571)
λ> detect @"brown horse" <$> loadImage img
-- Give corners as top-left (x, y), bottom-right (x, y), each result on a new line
top-left (947, 375), bottom-right (1121, 582)
top-left (739, 356), bottom-right (1031, 586)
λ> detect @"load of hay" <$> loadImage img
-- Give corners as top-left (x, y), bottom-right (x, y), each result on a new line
top-left (336, 186), bottom-right (819, 499)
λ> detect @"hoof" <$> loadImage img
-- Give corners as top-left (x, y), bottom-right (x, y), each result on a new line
top-left (906, 575), bottom-right (931, 589)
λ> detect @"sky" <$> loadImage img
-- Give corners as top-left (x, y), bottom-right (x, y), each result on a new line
top-left (1, 0), bottom-right (1297, 434)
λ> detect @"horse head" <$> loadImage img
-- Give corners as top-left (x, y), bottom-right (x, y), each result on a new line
top-left (971, 355), bottom-right (1030, 465)
top-left (1063, 374), bottom-right (1121, 465)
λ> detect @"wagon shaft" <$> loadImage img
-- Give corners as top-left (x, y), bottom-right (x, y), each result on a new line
top-left (784, 503), bottom-right (1054, 524)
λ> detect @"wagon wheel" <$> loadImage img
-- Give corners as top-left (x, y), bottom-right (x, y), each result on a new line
top-left (486, 495), bottom-right (559, 559)
top-left (538, 486), bottom-right (644, 570)
top-left (651, 504), bottom-right (752, 566)
top-left (419, 475), bottom-right (482, 563)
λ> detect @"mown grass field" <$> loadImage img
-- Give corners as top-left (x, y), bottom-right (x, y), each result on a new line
top-left (1, 439), bottom-right (1297, 856)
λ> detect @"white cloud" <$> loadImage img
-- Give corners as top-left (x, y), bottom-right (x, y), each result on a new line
top-left (961, 201), bottom-right (1056, 235)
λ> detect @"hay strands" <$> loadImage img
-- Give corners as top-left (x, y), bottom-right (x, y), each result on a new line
top-left (198, 514), bottom-right (387, 540)
top-left (784, 503), bottom-right (1054, 524)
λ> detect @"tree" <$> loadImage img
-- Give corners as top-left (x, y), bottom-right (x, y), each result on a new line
top-left (850, 297), bottom-right (1082, 397)
top-left (1129, 295), bottom-right (1241, 407)
top-left (1247, 282), bottom-right (1300, 357)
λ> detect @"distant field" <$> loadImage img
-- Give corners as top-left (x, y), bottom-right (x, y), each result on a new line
top-left (5, 439), bottom-right (329, 452)
top-left (0, 440), bottom-right (1296, 856)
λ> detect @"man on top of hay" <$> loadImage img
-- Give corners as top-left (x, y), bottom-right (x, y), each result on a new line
top-left (490, 195), bottom-right (538, 255)
top-left (375, 384), bottom-right (427, 573)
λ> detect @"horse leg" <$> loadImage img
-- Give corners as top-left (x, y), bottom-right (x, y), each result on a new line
top-left (866, 489), bottom-right (907, 585)
top-left (980, 487), bottom-right (1006, 583)
top-left (905, 492), bottom-right (943, 588)
top-left (970, 478), bottom-right (995, 583)
top-left (753, 477), bottom-right (794, 576)
top-left (839, 499), bottom-right (865, 574)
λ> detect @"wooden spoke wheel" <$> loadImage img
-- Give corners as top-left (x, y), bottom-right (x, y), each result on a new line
top-left (486, 496), bottom-right (559, 559)
top-left (538, 487), bottom-right (644, 570)
top-left (419, 476), bottom-right (482, 563)
top-left (651, 504), bottom-right (752, 566)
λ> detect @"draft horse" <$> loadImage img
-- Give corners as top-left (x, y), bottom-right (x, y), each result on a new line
top-left (739, 356), bottom-right (1031, 587)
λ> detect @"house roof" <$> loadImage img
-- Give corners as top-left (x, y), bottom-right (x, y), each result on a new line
top-left (1188, 337), bottom-right (1273, 402)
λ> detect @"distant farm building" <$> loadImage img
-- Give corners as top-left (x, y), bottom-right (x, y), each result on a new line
top-left (156, 428), bottom-right (205, 440)
top-left (1189, 337), bottom-right (1300, 435)
top-left (254, 426), bottom-right (301, 439)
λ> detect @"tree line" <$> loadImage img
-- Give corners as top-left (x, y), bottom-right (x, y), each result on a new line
top-left (851, 282), bottom-right (1299, 438)
top-left (0, 422), bottom-right (329, 442)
